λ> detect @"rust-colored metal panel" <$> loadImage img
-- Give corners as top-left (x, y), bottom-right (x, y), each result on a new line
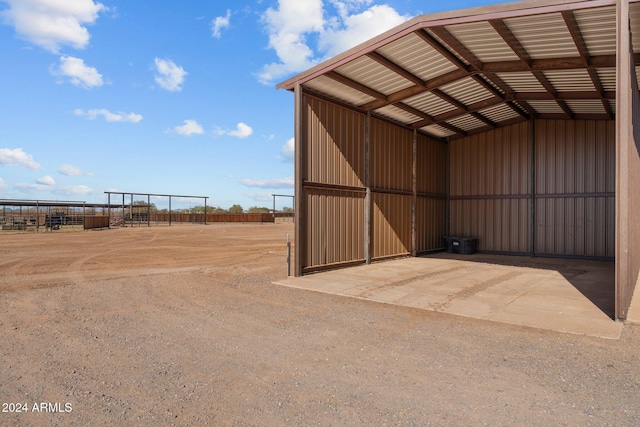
top-left (416, 134), bottom-right (447, 195)
top-left (371, 192), bottom-right (412, 259)
top-left (303, 188), bottom-right (366, 269)
top-left (449, 198), bottom-right (530, 253)
top-left (535, 120), bottom-right (616, 195)
top-left (304, 96), bottom-right (366, 188)
top-left (534, 119), bottom-right (615, 258)
top-left (448, 122), bottom-right (531, 253)
top-left (450, 122), bottom-right (530, 197)
top-left (370, 118), bottom-right (413, 191)
top-left (535, 196), bottom-right (615, 257)
top-left (416, 197), bottom-right (447, 252)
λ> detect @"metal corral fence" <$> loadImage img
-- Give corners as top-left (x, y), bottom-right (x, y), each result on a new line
top-left (1, 200), bottom-right (110, 232)
top-left (148, 213), bottom-right (274, 224)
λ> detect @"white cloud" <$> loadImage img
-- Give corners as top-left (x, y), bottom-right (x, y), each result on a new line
top-left (37, 175), bottom-right (55, 186)
top-left (0, 148), bottom-right (41, 170)
top-left (154, 58), bottom-right (187, 92)
top-left (228, 122), bottom-right (253, 139)
top-left (258, 0), bottom-right (411, 85)
top-left (74, 108), bottom-right (142, 123)
top-left (212, 10), bottom-right (231, 39)
top-left (281, 137), bottom-right (294, 162)
top-left (16, 181), bottom-right (97, 196)
top-left (0, 0), bottom-right (106, 53)
top-left (169, 119), bottom-right (204, 136)
top-left (58, 164), bottom-right (91, 176)
top-left (53, 56), bottom-right (103, 88)
top-left (0, 178), bottom-right (8, 192)
top-left (258, 0), bottom-right (324, 85)
top-left (240, 177), bottom-right (294, 189)
top-left (320, 5), bottom-right (409, 57)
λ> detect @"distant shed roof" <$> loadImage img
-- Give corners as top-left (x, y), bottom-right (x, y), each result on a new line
top-left (278, 0), bottom-right (640, 141)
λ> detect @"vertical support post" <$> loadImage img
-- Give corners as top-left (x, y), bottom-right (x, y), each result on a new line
top-left (530, 119), bottom-right (536, 257)
top-left (107, 192), bottom-right (111, 228)
top-left (36, 201), bottom-right (39, 233)
top-left (83, 202), bottom-right (86, 231)
top-left (445, 138), bottom-right (451, 238)
top-left (294, 82), bottom-right (304, 276)
top-left (169, 196), bottom-right (172, 226)
top-left (411, 129), bottom-right (417, 257)
top-left (130, 194), bottom-right (133, 227)
top-left (204, 197), bottom-right (207, 225)
top-left (148, 195), bottom-right (151, 227)
top-left (273, 194), bottom-right (276, 223)
top-left (364, 111), bottom-right (371, 264)
top-left (122, 193), bottom-right (125, 227)
top-left (615, 0), bottom-right (636, 320)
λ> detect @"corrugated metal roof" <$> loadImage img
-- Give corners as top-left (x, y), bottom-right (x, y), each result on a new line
top-left (632, 3), bottom-right (640, 52)
top-left (597, 68), bottom-right (616, 91)
top-left (440, 77), bottom-right (495, 106)
top-left (445, 21), bottom-right (520, 62)
top-left (527, 100), bottom-right (566, 114)
top-left (478, 103), bottom-right (521, 123)
top-left (304, 75), bottom-right (376, 106)
top-left (543, 69), bottom-right (595, 91)
top-left (497, 72), bottom-right (547, 92)
top-left (574, 6), bottom-right (617, 56)
top-left (505, 13), bottom-right (579, 60)
top-left (446, 114), bottom-right (489, 131)
top-left (403, 91), bottom-right (458, 117)
top-left (421, 124), bottom-right (456, 138)
top-left (376, 33), bottom-right (459, 82)
top-left (335, 56), bottom-right (414, 96)
top-left (375, 105), bottom-right (422, 124)
top-left (565, 99), bottom-right (606, 115)
top-left (279, 0), bottom-right (640, 141)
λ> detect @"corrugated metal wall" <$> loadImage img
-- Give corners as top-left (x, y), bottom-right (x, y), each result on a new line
top-left (300, 96), bottom-right (447, 271)
top-left (300, 94), bottom-right (615, 273)
top-left (416, 133), bottom-right (447, 253)
top-left (370, 118), bottom-right (413, 259)
top-left (449, 122), bottom-right (531, 254)
top-left (448, 119), bottom-right (615, 258)
top-left (302, 96), bottom-right (367, 271)
top-left (305, 97), bottom-right (365, 187)
top-left (535, 120), bottom-right (615, 258)
top-left (304, 188), bottom-right (366, 268)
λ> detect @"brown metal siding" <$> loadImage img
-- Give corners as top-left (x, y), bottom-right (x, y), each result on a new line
top-left (372, 193), bottom-right (412, 259)
top-left (416, 134), bottom-right (447, 195)
top-left (305, 96), bottom-right (366, 187)
top-left (449, 122), bottom-right (531, 253)
top-left (370, 118), bottom-right (413, 191)
top-left (416, 134), bottom-right (447, 252)
top-left (450, 122), bottom-right (530, 197)
top-left (304, 188), bottom-right (365, 269)
top-left (302, 96), bottom-right (367, 271)
top-left (416, 197), bottom-right (446, 252)
top-left (534, 120), bottom-right (615, 258)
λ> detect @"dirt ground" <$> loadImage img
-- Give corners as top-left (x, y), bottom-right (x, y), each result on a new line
top-left (1, 223), bottom-right (638, 426)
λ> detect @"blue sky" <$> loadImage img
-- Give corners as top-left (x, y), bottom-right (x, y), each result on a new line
top-left (0, 0), bottom-right (503, 210)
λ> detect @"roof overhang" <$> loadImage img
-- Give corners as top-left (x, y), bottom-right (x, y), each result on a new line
top-left (278, 0), bottom-right (640, 141)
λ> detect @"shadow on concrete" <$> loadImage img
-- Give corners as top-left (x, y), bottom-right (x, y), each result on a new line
top-left (422, 253), bottom-right (615, 320)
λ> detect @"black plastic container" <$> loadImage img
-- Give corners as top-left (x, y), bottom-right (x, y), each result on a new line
top-left (443, 236), bottom-right (477, 254)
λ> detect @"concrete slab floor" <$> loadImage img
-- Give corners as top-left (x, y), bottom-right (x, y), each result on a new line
top-left (274, 253), bottom-right (623, 339)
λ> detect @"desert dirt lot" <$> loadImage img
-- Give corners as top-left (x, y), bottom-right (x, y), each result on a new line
top-left (1, 223), bottom-right (639, 426)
